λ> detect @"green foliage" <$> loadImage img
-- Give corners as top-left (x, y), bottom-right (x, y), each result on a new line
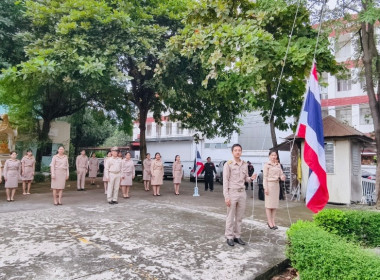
top-left (158, 0), bottom-right (340, 140)
top-left (286, 220), bottom-right (380, 280)
top-left (102, 129), bottom-right (132, 147)
top-left (0, 0), bottom-right (135, 141)
top-left (0, 0), bottom-right (29, 69)
top-left (33, 173), bottom-right (46, 183)
top-left (314, 209), bottom-right (380, 247)
top-left (67, 108), bottom-right (117, 152)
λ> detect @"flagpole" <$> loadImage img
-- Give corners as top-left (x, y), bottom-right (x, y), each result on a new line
top-left (193, 146), bottom-right (200, 197)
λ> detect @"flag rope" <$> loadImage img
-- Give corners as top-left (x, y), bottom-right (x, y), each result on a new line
top-left (247, 0), bottom-right (328, 244)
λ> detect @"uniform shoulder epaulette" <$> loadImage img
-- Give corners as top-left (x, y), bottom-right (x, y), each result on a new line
top-left (227, 160), bottom-right (233, 164)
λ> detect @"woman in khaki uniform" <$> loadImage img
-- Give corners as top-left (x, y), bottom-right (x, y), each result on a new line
top-left (103, 151), bottom-right (111, 194)
top-left (263, 150), bottom-right (286, 230)
top-left (88, 153), bottom-right (99, 185)
top-left (150, 152), bottom-right (164, 196)
top-left (50, 146), bottom-right (69, 205)
top-left (172, 155), bottom-right (183, 195)
top-left (4, 151), bottom-right (21, 202)
top-left (21, 149), bottom-right (35, 195)
top-left (143, 153), bottom-right (152, 191)
top-left (121, 152), bottom-right (135, 198)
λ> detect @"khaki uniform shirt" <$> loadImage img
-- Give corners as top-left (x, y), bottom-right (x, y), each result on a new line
top-left (104, 157), bottom-right (122, 180)
top-left (223, 159), bottom-right (252, 200)
top-left (76, 155), bottom-right (88, 171)
top-left (263, 162), bottom-right (284, 190)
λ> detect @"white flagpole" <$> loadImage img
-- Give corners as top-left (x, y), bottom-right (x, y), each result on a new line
top-left (193, 147), bottom-right (200, 197)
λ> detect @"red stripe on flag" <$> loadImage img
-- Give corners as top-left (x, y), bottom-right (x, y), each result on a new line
top-left (303, 141), bottom-right (328, 213)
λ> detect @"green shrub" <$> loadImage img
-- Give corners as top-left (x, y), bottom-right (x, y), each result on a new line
top-left (314, 209), bottom-right (380, 247)
top-left (33, 173), bottom-right (46, 183)
top-left (69, 171), bottom-right (77, 181)
top-left (286, 221), bottom-right (380, 280)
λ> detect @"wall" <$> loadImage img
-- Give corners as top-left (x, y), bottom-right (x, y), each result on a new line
top-left (301, 140), bottom-right (351, 205)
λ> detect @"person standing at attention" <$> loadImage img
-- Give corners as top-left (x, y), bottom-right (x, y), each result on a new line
top-left (264, 150), bottom-right (286, 230)
top-left (103, 151), bottom-right (111, 194)
top-left (245, 161), bottom-right (255, 190)
top-left (172, 155), bottom-right (183, 195)
top-left (50, 146), bottom-right (69, 205)
top-left (202, 157), bottom-right (217, 192)
top-left (4, 151), bottom-right (21, 202)
top-left (120, 152), bottom-right (135, 199)
top-left (104, 147), bottom-right (122, 204)
top-left (88, 153), bottom-right (99, 185)
top-left (223, 144), bottom-right (257, 246)
top-left (76, 150), bottom-right (88, 191)
top-left (21, 149), bottom-right (35, 195)
top-left (150, 152), bottom-right (164, 196)
top-left (143, 153), bottom-right (152, 191)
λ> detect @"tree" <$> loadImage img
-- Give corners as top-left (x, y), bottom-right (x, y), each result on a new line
top-left (0, 0), bottom-right (133, 167)
top-left (158, 0), bottom-right (340, 146)
top-left (315, 0), bottom-right (379, 207)
top-left (0, 0), bottom-right (28, 69)
top-left (68, 109), bottom-right (116, 156)
top-left (112, 0), bottom-right (189, 161)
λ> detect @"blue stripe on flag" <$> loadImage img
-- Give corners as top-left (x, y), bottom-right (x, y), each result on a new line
top-left (304, 89), bottom-right (324, 147)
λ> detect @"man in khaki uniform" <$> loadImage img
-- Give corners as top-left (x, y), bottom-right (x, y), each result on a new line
top-left (76, 150), bottom-right (88, 191)
top-left (223, 144), bottom-right (257, 246)
top-left (104, 147), bottom-right (122, 204)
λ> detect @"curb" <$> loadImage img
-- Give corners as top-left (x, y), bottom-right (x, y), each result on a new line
top-left (254, 259), bottom-right (290, 280)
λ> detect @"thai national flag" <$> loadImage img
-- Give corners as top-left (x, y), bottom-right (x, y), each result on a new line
top-left (194, 149), bottom-right (204, 177)
top-left (296, 62), bottom-right (329, 213)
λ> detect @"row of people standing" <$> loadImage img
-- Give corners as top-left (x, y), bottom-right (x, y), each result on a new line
top-left (0, 150), bottom-right (36, 201)
top-left (142, 153), bottom-right (183, 196)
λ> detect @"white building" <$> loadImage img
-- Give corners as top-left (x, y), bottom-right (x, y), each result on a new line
top-left (320, 29), bottom-right (379, 134)
top-left (132, 112), bottom-right (292, 176)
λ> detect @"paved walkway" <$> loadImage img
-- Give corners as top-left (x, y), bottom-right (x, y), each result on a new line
top-left (0, 178), bottom-right (363, 280)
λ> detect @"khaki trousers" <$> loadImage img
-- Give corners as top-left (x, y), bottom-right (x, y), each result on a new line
top-left (107, 172), bottom-right (121, 202)
top-left (77, 168), bottom-right (86, 189)
top-left (225, 189), bottom-right (246, 239)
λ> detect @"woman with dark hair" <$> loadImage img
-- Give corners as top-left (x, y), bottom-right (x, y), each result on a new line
top-left (50, 146), bottom-right (69, 205)
top-left (150, 152), bottom-right (164, 196)
top-left (172, 155), bottom-right (183, 195)
top-left (4, 151), bottom-right (21, 202)
top-left (121, 152), bottom-right (135, 199)
top-left (21, 149), bottom-right (35, 195)
top-left (88, 153), bottom-right (99, 185)
top-left (102, 151), bottom-right (112, 194)
top-left (143, 153), bottom-right (152, 191)
top-left (263, 150), bottom-right (286, 229)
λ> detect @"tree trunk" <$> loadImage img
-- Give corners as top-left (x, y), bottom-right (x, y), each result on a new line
top-left (35, 118), bottom-right (52, 171)
top-left (266, 84), bottom-right (278, 148)
top-left (269, 117), bottom-right (278, 148)
top-left (360, 18), bottom-right (380, 209)
top-left (139, 107), bottom-right (148, 171)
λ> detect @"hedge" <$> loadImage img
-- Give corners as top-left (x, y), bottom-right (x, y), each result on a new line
top-left (314, 209), bottom-right (380, 247)
top-left (286, 221), bottom-right (380, 280)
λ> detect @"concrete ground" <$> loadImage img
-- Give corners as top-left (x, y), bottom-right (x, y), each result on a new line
top-left (0, 178), bottom-right (370, 280)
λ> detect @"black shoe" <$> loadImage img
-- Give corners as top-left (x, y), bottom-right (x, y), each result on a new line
top-left (112, 201), bottom-right (118, 204)
top-left (272, 226), bottom-right (278, 230)
top-left (82, 189), bottom-right (86, 191)
top-left (234, 238), bottom-right (246, 245)
top-left (77, 189), bottom-right (81, 191)
top-left (226, 239), bottom-right (235, 246)
top-left (267, 223), bottom-right (274, 229)
top-left (108, 201), bottom-right (114, 204)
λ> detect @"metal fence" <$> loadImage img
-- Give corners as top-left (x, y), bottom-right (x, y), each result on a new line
top-left (361, 178), bottom-right (377, 205)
